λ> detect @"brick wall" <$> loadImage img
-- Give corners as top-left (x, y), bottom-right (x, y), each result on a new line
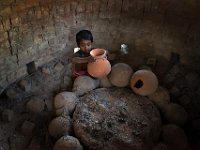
top-left (0, 0), bottom-right (200, 90)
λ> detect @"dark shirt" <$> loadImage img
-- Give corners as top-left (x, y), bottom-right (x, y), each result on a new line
top-left (72, 50), bottom-right (91, 76)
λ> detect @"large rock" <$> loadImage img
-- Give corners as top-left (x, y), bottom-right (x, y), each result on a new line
top-left (73, 88), bottom-right (161, 150)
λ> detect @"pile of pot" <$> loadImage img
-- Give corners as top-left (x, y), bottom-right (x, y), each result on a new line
top-left (48, 62), bottom-right (189, 150)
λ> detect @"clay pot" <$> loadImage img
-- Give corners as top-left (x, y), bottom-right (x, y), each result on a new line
top-left (108, 63), bottom-right (133, 87)
top-left (130, 69), bottom-right (158, 96)
top-left (87, 48), bottom-right (111, 78)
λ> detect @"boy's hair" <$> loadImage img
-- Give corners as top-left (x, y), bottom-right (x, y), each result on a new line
top-left (76, 30), bottom-right (93, 46)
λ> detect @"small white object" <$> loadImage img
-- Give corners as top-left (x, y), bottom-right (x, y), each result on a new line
top-left (120, 44), bottom-right (129, 54)
top-left (74, 47), bottom-right (80, 53)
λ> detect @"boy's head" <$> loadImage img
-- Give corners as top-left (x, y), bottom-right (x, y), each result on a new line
top-left (76, 30), bottom-right (93, 53)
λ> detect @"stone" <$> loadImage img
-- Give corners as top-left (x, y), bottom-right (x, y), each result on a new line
top-left (64, 63), bottom-right (72, 76)
top-left (18, 79), bottom-right (31, 92)
top-left (185, 72), bottom-right (200, 90)
top-left (2, 109), bottom-right (14, 122)
top-left (99, 76), bottom-right (112, 88)
top-left (169, 85), bottom-right (181, 98)
top-left (148, 86), bottom-right (170, 110)
top-left (152, 143), bottom-right (170, 150)
top-left (73, 88), bottom-right (161, 149)
top-left (41, 66), bottom-right (51, 75)
top-left (6, 88), bottom-right (17, 100)
top-left (54, 62), bottom-right (64, 73)
top-left (9, 134), bottom-right (30, 150)
top-left (38, 42), bottom-right (49, 52)
top-left (164, 68), bottom-right (178, 85)
top-left (161, 103), bottom-right (188, 126)
top-left (177, 95), bottom-right (191, 108)
top-left (54, 91), bottom-right (79, 116)
top-left (164, 63), bottom-right (185, 87)
top-left (161, 124), bottom-right (190, 150)
top-left (27, 138), bottom-right (40, 150)
top-left (21, 121), bottom-right (35, 135)
top-left (72, 76), bottom-right (100, 96)
top-left (26, 96), bottom-right (45, 113)
top-left (48, 116), bottom-right (72, 139)
top-left (60, 75), bottom-right (73, 91)
top-left (53, 135), bottom-right (83, 150)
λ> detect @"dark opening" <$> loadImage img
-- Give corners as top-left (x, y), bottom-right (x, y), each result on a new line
top-left (134, 79), bottom-right (143, 88)
top-left (26, 61), bottom-right (36, 75)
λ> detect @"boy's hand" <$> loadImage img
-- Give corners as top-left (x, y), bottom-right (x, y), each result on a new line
top-left (72, 56), bottom-right (91, 63)
top-left (88, 56), bottom-right (95, 63)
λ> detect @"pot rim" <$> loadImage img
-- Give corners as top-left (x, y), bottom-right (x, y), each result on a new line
top-left (90, 48), bottom-right (107, 58)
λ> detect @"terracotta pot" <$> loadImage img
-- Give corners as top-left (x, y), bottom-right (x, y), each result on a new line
top-left (130, 69), bottom-right (158, 96)
top-left (87, 48), bottom-right (111, 78)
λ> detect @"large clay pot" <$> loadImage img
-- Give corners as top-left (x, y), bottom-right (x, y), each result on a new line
top-left (130, 69), bottom-right (158, 96)
top-left (87, 48), bottom-right (111, 78)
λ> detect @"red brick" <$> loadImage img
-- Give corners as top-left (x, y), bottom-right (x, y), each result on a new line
top-left (0, 22), bottom-right (4, 32)
top-left (76, 1), bottom-right (85, 13)
top-left (0, 40), bottom-right (11, 51)
top-left (0, 6), bottom-right (12, 16)
top-left (35, 8), bottom-right (42, 19)
top-left (11, 16), bottom-right (21, 27)
top-left (1, 18), bottom-right (11, 31)
top-left (12, 3), bottom-right (27, 13)
top-left (0, 32), bottom-right (8, 42)
top-left (26, 0), bottom-right (39, 8)
top-left (41, 6), bottom-right (49, 17)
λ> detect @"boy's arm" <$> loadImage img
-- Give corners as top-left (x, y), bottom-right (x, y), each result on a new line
top-left (71, 56), bottom-right (92, 64)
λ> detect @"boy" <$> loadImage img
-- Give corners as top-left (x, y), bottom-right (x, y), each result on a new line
top-left (71, 30), bottom-right (93, 78)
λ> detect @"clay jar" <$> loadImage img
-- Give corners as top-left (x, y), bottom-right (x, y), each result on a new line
top-left (87, 48), bottom-right (111, 78)
top-left (130, 69), bottom-right (158, 96)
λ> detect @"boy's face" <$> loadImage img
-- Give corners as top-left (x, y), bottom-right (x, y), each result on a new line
top-left (79, 39), bottom-right (92, 53)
